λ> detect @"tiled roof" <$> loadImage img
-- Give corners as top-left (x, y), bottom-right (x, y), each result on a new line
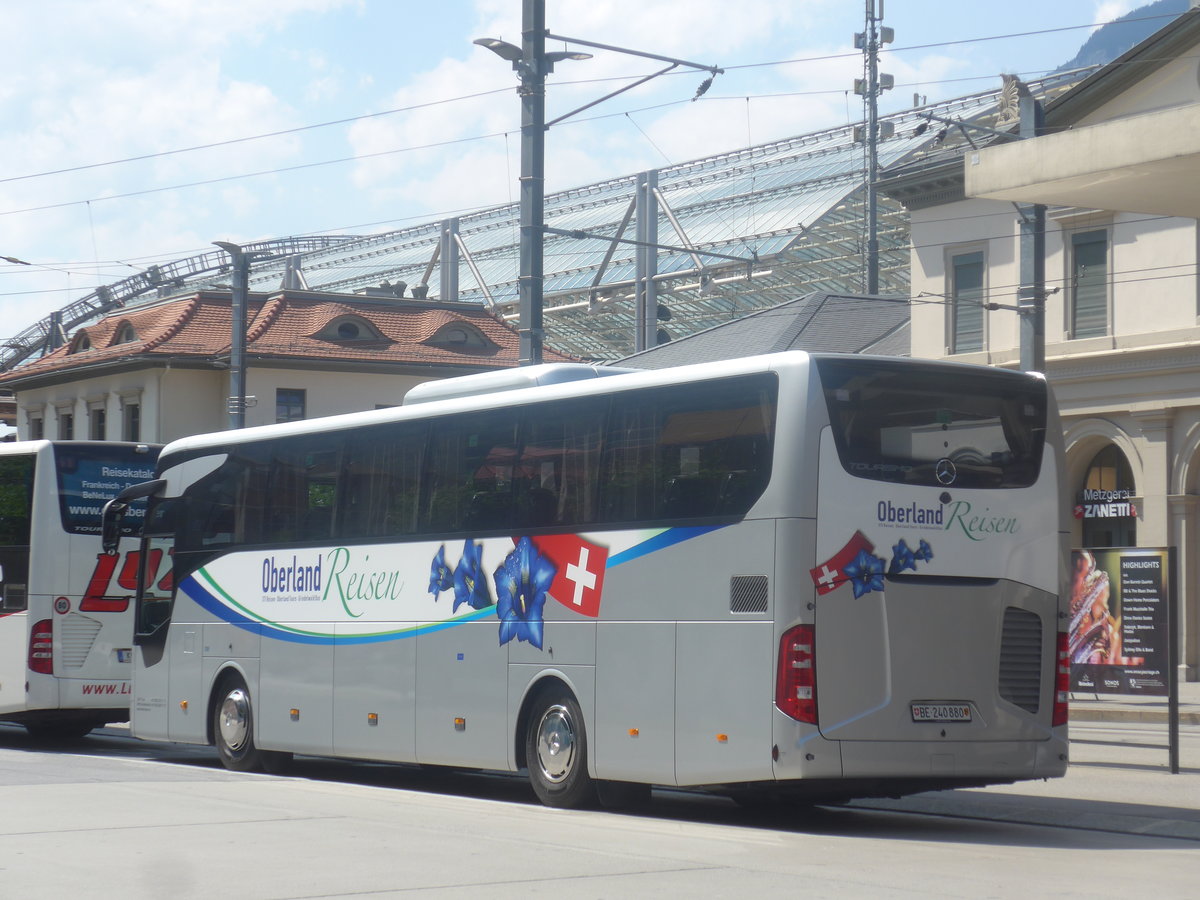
top-left (616, 292), bottom-right (909, 370)
top-left (0, 290), bottom-right (573, 385)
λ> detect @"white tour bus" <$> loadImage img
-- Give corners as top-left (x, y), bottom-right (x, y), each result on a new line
top-left (1, 440), bottom-right (158, 739)
top-left (106, 352), bottom-right (1069, 806)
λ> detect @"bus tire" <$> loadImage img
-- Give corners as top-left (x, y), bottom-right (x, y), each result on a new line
top-left (212, 675), bottom-right (268, 772)
top-left (525, 687), bottom-right (595, 809)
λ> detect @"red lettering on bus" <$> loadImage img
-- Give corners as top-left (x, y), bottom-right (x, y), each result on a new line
top-left (80, 553), bottom-right (126, 612)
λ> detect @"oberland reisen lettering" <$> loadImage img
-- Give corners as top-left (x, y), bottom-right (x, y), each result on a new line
top-left (875, 498), bottom-right (1019, 541)
top-left (944, 499), bottom-right (1019, 541)
top-left (877, 500), bottom-right (943, 526)
top-left (262, 555), bottom-right (322, 594)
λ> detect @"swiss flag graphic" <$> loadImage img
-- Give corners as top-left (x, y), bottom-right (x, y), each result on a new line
top-left (529, 534), bottom-right (609, 618)
top-left (809, 530), bottom-right (875, 595)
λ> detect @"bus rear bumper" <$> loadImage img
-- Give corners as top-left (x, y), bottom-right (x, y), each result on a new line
top-left (777, 734), bottom-right (1070, 787)
top-left (834, 734), bottom-right (1069, 782)
top-left (770, 719), bottom-right (1068, 797)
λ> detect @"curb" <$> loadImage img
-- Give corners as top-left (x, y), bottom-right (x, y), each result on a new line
top-left (1069, 708), bottom-right (1200, 726)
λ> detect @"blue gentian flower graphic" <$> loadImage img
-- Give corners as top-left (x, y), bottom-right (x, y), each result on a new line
top-left (428, 545), bottom-right (453, 599)
top-left (843, 549), bottom-right (886, 598)
top-left (494, 536), bottom-right (557, 649)
top-left (915, 539), bottom-right (934, 564)
top-left (453, 539), bottom-right (494, 612)
top-left (888, 539), bottom-right (917, 575)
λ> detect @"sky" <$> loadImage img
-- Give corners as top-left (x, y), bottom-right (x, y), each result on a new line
top-left (0, 0), bottom-right (1153, 341)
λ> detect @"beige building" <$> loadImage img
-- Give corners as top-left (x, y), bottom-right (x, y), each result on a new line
top-left (0, 288), bottom-right (572, 444)
top-left (882, 10), bottom-right (1200, 682)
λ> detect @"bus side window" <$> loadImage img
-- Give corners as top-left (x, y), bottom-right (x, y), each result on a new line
top-left (516, 400), bottom-right (604, 529)
top-left (0, 456), bottom-right (34, 546)
top-left (423, 415), bottom-right (517, 535)
top-left (600, 400), bottom-right (660, 523)
top-left (342, 422), bottom-right (424, 539)
top-left (600, 378), bottom-right (776, 525)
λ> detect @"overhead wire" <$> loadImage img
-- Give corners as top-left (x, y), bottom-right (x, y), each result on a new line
top-left (0, 10), bottom-right (1190, 303)
top-left (1, 10), bottom-right (1180, 202)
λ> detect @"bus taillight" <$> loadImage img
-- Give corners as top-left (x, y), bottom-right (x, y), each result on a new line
top-left (29, 619), bottom-right (54, 674)
top-left (1052, 631), bottom-right (1070, 727)
top-left (776, 624), bottom-right (817, 723)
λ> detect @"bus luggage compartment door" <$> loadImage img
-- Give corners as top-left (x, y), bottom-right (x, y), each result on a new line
top-left (814, 575), bottom-right (1055, 743)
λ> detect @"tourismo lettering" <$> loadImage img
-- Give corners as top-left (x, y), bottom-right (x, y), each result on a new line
top-left (322, 547), bottom-right (406, 619)
top-left (262, 554), bottom-right (323, 594)
top-left (877, 500), bottom-right (944, 526)
top-left (943, 500), bottom-right (1019, 541)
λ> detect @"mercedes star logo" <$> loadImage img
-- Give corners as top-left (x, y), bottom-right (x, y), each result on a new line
top-left (935, 458), bottom-right (957, 485)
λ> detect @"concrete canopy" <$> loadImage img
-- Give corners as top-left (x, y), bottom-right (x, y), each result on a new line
top-left (964, 8), bottom-right (1200, 218)
top-left (964, 105), bottom-right (1200, 218)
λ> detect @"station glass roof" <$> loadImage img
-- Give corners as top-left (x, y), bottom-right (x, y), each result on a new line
top-left (1, 73), bottom-right (1082, 368)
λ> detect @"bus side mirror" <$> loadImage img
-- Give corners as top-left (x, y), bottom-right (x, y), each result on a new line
top-left (101, 479), bottom-right (167, 553)
top-left (100, 499), bottom-right (127, 554)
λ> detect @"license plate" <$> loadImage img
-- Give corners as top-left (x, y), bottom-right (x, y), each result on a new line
top-left (911, 703), bottom-right (972, 723)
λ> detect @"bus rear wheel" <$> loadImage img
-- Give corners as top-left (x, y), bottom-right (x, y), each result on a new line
top-left (212, 676), bottom-right (290, 774)
top-left (525, 687), bottom-right (595, 809)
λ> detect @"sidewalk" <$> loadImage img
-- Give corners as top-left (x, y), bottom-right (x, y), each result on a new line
top-left (1068, 680), bottom-right (1200, 725)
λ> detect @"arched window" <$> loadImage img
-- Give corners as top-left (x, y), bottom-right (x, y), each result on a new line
top-left (1078, 444), bottom-right (1136, 548)
top-left (68, 331), bottom-right (92, 354)
top-left (113, 322), bottom-right (138, 344)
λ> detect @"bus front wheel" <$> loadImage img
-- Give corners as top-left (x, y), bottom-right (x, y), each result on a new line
top-left (525, 687), bottom-right (595, 809)
top-left (212, 676), bottom-right (290, 774)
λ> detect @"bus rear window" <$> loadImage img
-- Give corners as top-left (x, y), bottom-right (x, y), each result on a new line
top-left (816, 358), bottom-right (1047, 489)
top-left (55, 445), bottom-right (159, 535)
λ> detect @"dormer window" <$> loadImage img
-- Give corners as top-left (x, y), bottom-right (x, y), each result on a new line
top-left (426, 322), bottom-right (495, 351)
top-left (315, 315), bottom-right (386, 343)
top-left (68, 331), bottom-right (92, 353)
top-left (113, 322), bottom-right (138, 344)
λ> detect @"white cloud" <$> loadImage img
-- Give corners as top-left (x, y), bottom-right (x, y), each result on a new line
top-left (1092, 1), bottom-right (1139, 29)
top-left (0, 0), bottom-right (1139, 342)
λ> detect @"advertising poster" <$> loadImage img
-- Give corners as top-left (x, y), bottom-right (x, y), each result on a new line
top-left (1069, 548), bottom-right (1170, 696)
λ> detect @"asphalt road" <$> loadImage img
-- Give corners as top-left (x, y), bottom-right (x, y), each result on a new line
top-left (0, 722), bottom-right (1197, 899)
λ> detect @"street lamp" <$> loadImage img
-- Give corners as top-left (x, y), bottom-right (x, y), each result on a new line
top-left (476, 0), bottom-right (720, 365)
top-left (214, 241), bottom-right (251, 430)
top-left (473, 3), bottom-right (591, 367)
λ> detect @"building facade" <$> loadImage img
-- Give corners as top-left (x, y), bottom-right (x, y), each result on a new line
top-left (882, 11), bottom-right (1200, 682)
top-left (0, 288), bottom-right (571, 444)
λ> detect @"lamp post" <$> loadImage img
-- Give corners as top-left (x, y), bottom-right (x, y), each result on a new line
top-left (214, 241), bottom-right (250, 429)
top-left (1014, 80), bottom-right (1046, 374)
top-left (476, 0), bottom-right (720, 365)
top-left (474, 2), bottom-right (590, 366)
